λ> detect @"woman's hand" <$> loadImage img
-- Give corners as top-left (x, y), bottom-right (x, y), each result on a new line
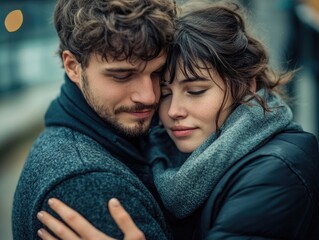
top-left (37, 198), bottom-right (146, 240)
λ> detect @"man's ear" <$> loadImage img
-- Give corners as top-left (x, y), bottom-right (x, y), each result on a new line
top-left (62, 50), bottom-right (81, 85)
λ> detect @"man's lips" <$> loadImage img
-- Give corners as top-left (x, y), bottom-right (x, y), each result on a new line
top-left (127, 110), bottom-right (153, 119)
top-left (170, 126), bottom-right (198, 137)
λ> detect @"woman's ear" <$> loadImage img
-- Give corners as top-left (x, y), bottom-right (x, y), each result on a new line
top-left (250, 77), bottom-right (257, 93)
top-left (62, 50), bottom-right (81, 85)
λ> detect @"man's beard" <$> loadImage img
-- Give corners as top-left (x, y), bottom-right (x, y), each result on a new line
top-left (81, 73), bottom-right (158, 137)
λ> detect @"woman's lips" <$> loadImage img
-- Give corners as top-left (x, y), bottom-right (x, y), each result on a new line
top-left (170, 126), bottom-right (197, 137)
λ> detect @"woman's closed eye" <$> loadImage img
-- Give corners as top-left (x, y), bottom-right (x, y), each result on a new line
top-left (187, 89), bottom-right (207, 95)
top-left (160, 88), bottom-right (208, 99)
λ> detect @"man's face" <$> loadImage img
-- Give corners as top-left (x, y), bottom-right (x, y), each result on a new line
top-left (79, 54), bottom-right (166, 137)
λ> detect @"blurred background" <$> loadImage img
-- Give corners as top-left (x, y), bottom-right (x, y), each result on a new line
top-left (0, 0), bottom-right (318, 239)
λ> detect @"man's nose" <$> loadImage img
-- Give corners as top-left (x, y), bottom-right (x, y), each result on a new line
top-left (131, 76), bottom-right (159, 105)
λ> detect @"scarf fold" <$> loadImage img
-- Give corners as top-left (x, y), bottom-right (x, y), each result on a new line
top-left (152, 90), bottom-right (302, 218)
top-left (45, 73), bottom-right (148, 166)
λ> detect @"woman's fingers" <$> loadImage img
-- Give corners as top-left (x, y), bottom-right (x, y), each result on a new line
top-left (37, 228), bottom-right (60, 240)
top-left (45, 198), bottom-right (96, 238)
top-left (38, 198), bottom-right (145, 240)
top-left (38, 198), bottom-right (114, 240)
top-left (37, 211), bottom-right (80, 240)
top-left (108, 198), bottom-right (146, 240)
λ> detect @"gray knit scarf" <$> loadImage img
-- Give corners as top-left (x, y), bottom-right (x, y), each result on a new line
top-left (152, 90), bottom-right (302, 219)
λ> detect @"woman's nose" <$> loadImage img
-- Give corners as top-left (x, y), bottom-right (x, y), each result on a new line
top-left (167, 98), bottom-right (187, 119)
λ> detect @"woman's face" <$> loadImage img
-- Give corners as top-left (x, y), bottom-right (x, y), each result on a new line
top-left (159, 66), bottom-right (233, 153)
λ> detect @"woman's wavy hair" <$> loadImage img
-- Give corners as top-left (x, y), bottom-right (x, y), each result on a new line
top-left (165, 0), bottom-right (293, 127)
top-left (53, 0), bottom-right (177, 68)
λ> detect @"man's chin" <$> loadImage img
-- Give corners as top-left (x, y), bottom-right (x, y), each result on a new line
top-left (116, 121), bottom-right (151, 138)
top-left (118, 127), bottom-right (149, 138)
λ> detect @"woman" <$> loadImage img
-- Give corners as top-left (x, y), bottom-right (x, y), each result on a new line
top-left (36, 1), bottom-right (319, 239)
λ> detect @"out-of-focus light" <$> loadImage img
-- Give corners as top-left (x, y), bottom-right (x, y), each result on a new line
top-left (5, 10), bottom-right (24, 32)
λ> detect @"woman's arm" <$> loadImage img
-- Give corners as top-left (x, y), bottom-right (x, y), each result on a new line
top-left (37, 198), bottom-right (145, 240)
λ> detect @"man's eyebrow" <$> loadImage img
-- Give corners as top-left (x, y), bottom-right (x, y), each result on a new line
top-left (102, 67), bottom-right (137, 73)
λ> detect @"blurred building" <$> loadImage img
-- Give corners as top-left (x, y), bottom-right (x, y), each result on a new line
top-left (1, 1), bottom-right (318, 240)
top-left (0, 0), bottom-right (63, 147)
top-left (0, 0), bottom-right (63, 94)
top-left (0, 1), bottom-right (63, 239)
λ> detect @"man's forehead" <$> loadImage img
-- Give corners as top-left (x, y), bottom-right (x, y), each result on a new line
top-left (93, 52), bottom-right (167, 71)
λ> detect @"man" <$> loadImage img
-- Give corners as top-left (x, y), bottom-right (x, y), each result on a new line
top-left (12, 0), bottom-right (176, 239)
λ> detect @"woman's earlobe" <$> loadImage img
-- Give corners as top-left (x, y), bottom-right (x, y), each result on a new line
top-left (62, 50), bottom-right (81, 84)
top-left (250, 78), bottom-right (257, 93)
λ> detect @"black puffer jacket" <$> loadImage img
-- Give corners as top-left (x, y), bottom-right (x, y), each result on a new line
top-left (194, 130), bottom-right (319, 239)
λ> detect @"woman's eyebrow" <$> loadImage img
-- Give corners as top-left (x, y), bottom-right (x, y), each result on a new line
top-left (160, 77), bottom-right (209, 86)
top-left (179, 76), bottom-right (208, 84)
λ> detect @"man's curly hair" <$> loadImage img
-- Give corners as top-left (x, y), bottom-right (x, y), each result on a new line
top-left (54, 0), bottom-right (176, 67)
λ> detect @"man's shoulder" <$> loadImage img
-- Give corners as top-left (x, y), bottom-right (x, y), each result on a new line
top-left (36, 126), bottom-right (104, 151)
top-left (32, 126), bottom-right (115, 163)
top-left (13, 125), bottom-right (166, 240)
top-left (21, 126), bottom-right (138, 190)
top-left (14, 125), bottom-right (149, 214)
